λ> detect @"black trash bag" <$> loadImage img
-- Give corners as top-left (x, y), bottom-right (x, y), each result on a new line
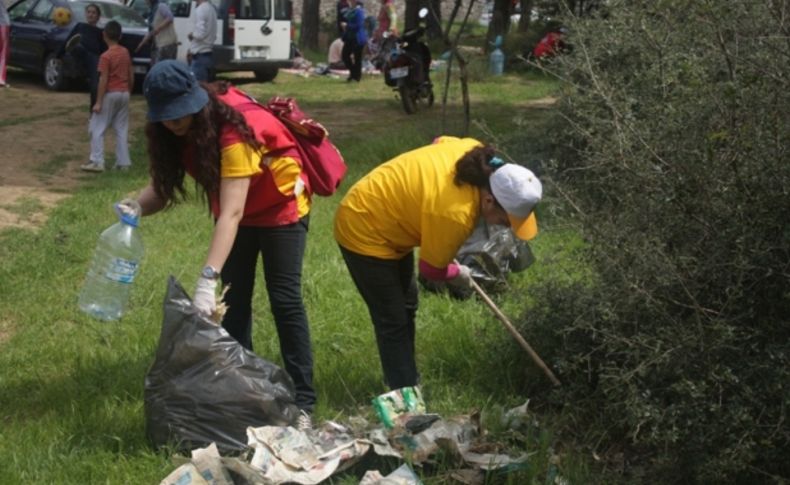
top-left (419, 223), bottom-right (535, 300)
top-left (144, 276), bottom-right (300, 453)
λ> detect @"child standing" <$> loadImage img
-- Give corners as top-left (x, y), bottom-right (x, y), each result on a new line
top-left (82, 20), bottom-right (133, 172)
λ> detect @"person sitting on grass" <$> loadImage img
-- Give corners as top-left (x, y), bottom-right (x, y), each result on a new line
top-left (81, 20), bottom-right (133, 172)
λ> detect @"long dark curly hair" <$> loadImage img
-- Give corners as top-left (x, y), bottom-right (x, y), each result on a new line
top-left (454, 144), bottom-right (497, 190)
top-left (144, 81), bottom-right (262, 207)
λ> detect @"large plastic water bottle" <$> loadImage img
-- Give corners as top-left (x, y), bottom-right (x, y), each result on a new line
top-left (78, 201), bottom-right (144, 321)
top-left (489, 35), bottom-right (505, 76)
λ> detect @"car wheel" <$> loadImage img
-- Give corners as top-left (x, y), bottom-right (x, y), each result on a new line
top-left (44, 54), bottom-right (68, 91)
top-left (254, 68), bottom-right (279, 83)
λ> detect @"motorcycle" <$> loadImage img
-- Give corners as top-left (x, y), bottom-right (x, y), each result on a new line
top-left (379, 8), bottom-right (434, 114)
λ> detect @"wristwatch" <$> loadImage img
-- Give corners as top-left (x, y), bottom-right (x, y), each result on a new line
top-left (201, 265), bottom-right (220, 280)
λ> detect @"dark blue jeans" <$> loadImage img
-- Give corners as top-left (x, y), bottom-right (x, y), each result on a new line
top-left (190, 52), bottom-right (214, 82)
top-left (65, 23), bottom-right (103, 110)
top-left (221, 218), bottom-right (315, 412)
top-left (339, 245), bottom-right (419, 389)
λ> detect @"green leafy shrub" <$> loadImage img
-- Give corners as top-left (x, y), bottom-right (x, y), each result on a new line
top-left (518, 0), bottom-right (790, 481)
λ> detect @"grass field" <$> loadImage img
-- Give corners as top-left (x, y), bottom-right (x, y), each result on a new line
top-left (0, 70), bottom-right (592, 483)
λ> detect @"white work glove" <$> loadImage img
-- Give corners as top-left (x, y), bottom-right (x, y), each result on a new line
top-left (193, 276), bottom-right (218, 316)
top-left (447, 264), bottom-right (474, 289)
top-left (113, 198), bottom-right (140, 219)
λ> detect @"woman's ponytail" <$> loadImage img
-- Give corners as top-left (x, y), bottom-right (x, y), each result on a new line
top-left (454, 145), bottom-right (496, 187)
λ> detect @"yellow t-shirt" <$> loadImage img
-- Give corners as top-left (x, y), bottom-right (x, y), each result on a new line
top-left (334, 137), bottom-right (483, 268)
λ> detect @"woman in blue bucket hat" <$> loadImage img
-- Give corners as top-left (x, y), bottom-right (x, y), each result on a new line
top-left (118, 60), bottom-right (315, 429)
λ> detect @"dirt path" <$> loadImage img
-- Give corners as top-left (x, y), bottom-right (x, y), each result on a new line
top-left (0, 70), bottom-right (147, 230)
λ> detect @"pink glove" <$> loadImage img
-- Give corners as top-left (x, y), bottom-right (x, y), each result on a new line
top-left (193, 277), bottom-right (217, 316)
top-left (448, 264), bottom-right (474, 288)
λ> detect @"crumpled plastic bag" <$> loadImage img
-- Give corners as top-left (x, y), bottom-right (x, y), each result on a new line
top-left (144, 276), bottom-right (300, 453)
top-left (420, 224), bottom-right (534, 299)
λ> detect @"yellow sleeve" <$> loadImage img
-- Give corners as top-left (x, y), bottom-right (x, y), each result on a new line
top-left (220, 142), bottom-right (264, 178)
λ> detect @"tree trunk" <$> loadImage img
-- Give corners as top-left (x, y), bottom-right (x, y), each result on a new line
top-left (486, 0), bottom-right (511, 51)
top-left (439, 0), bottom-right (476, 136)
top-left (517, 0), bottom-right (533, 33)
top-left (404, 0), bottom-right (420, 32)
top-left (299, 0), bottom-right (321, 51)
top-left (427, 0), bottom-right (442, 38)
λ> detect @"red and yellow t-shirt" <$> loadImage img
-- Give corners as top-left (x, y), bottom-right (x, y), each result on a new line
top-left (184, 96), bottom-right (311, 227)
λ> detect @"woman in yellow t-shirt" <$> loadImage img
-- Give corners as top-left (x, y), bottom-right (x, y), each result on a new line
top-left (334, 136), bottom-right (542, 390)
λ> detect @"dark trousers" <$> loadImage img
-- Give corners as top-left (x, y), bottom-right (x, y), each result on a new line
top-left (72, 45), bottom-right (99, 110)
top-left (221, 218), bottom-right (315, 412)
top-left (341, 39), bottom-right (364, 81)
top-left (339, 245), bottom-right (419, 389)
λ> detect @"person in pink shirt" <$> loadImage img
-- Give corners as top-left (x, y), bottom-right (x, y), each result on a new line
top-left (0, 1), bottom-right (10, 88)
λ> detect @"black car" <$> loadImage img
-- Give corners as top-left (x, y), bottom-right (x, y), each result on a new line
top-left (7, 0), bottom-right (151, 90)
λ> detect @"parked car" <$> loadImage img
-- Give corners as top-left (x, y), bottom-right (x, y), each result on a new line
top-left (7, 0), bottom-right (151, 90)
top-left (128, 0), bottom-right (293, 82)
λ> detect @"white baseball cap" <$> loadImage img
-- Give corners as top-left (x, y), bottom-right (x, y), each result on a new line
top-left (490, 164), bottom-right (542, 240)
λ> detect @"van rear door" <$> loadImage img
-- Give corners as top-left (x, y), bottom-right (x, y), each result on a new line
top-left (228, 0), bottom-right (290, 62)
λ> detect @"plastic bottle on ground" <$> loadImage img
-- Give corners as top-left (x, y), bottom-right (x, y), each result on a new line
top-left (78, 201), bottom-right (144, 321)
top-left (489, 35), bottom-right (505, 75)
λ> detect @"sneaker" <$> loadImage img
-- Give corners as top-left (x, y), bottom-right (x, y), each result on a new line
top-left (296, 410), bottom-right (312, 431)
top-left (65, 34), bottom-right (81, 53)
top-left (80, 162), bottom-right (104, 172)
top-left (114, 165), bottom-right (130, 171)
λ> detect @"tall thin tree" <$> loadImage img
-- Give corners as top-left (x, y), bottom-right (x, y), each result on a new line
top-left (300, 0), bottom-right (321, 51)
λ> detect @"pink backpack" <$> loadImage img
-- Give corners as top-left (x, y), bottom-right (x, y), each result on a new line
top-left (219, 86), bottom-right (347, 196)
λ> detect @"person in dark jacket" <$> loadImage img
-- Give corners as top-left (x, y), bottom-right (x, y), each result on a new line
top-left (63, 3), bottom-right (105, 110)
top-left (336, 0), bottom-right (350, 37)
top-left (341, 0), bottom-right (368, 82)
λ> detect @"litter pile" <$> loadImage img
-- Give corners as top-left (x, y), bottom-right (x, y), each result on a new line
top-left (150, 279), bottom-right (537, 484)
top-left (160, 403), bottom-right (532, 485)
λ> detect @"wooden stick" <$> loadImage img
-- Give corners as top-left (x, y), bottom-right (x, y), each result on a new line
top-left (470, 279), bottom-right (561, 386)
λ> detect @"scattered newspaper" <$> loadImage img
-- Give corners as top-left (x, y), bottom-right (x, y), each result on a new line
top-left (246, 423), bottom-right (370, 485)
top-left (160, 443), bottom-right (233, 485)
top-left (160, 407), bottom-right (530, 484)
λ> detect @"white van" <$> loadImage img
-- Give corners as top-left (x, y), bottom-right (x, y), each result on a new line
top-left (130, 0), bottom-right (292, 81)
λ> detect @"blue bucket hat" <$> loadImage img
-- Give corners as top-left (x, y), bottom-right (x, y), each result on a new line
top-left (143, 60), bottom-right (209, 122)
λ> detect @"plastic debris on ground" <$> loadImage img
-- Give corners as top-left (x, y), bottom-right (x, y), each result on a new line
top-left (360, 463), bottom-right (422, 484)
top-left (420, 222), bottom-right (535, 300)
top-left (158, 396), bottom-right (533, 484)
top-left (371, 386), bottom-right (426, 429)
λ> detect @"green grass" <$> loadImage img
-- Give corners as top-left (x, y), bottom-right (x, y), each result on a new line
top-left (0, 71), bottom-right (592, 483)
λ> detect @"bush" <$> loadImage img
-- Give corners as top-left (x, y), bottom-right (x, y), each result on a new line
top-left (519, 0), bottom-right (790, 481)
